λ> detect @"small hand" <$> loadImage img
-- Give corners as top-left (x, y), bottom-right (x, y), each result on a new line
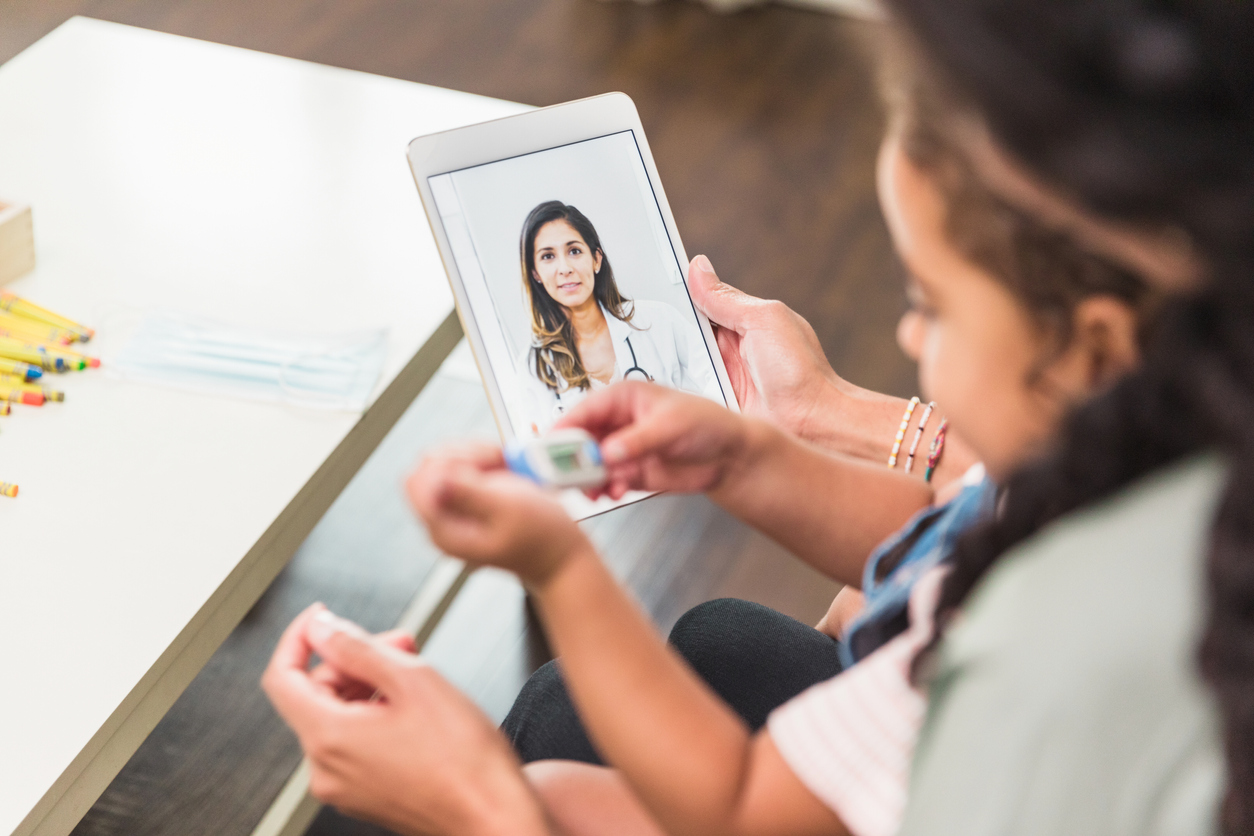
top-left (308, 629), bottom-right (416, 702)
top-left (688, 255), bottom-right (842, 443)
top-left (555, 381), bottom-right (755, 501)
top-left (262, 605), bottom-right (549, 836)
top-left (406, 445), bottom-right (591, 587)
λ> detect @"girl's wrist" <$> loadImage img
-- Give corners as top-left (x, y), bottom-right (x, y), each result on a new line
top-left (528, 537), bottom-right (602, 601)
top-left (708, 417), bottom-right (783, 507)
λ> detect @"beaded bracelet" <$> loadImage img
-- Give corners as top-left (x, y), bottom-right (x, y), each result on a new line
top-left (887, 396), bottom-right (920, 468)
top-left (924, 418), bottom-right (949, 483)
top-left (903, 401), bottom-right (937, 473)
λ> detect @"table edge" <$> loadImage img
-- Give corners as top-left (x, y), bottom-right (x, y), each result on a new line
top-left (14, 311), bottom-right (463, 836)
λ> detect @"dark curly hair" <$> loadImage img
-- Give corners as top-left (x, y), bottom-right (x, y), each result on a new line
top-left (886, 1), bottom-right (1254, 832)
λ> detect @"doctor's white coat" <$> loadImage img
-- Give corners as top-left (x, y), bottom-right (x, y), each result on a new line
top-left (518, 299), bottom-right (723, 437)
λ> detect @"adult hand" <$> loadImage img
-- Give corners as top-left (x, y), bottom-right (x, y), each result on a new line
top-left (406, 444), bottom-right (592, 587)
top-left (262, 605), bottom-right (550, 836)
top-left (688, 255), bottom-right (843, 443)
top-left (555, 381), bottom-right (759, 501)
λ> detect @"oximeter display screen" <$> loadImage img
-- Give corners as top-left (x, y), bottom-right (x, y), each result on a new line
top-left (548, 442), bottom-right (583, 473)
top-left (428, 130), bottom-right (728, 442)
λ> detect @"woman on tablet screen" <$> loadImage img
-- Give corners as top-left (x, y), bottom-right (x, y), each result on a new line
top-left (518, 200), bottom-right (719, 436)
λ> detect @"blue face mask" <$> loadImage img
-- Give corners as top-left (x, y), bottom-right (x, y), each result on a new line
top-left (112, 312), bottom-right (388, 411)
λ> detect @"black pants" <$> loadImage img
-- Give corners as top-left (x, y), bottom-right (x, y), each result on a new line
top-left (501, 598), bottom-right (845, 765)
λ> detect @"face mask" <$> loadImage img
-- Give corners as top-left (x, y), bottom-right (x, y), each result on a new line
top-left (111, 312), bottom-right (388, 411)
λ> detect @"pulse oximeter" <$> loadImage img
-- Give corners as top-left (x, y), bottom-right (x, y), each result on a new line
top-left (505, 428), bottom-right (608, 490)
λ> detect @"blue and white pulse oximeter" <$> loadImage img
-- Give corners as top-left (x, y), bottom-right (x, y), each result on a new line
top-left (505, 428), bottom-right (608, 490)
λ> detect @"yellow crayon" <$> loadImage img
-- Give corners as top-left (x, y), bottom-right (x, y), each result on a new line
top-left (0, 339), bottom-right (55, 370)
top-left (0, 482), bottom-right (17, 498)
top-left (35, 342), bottom-right (99, 368)
top-left (0, 357), bottom-right (41, 381)
top-left (6, 337), bottom-right (98, 368)
top-left (0, 402), bottom-right (9, 415)
top-left (0, 384), bottom-right (44, 405)
top-left (0, 291), bottom-right (93, 342)
top-left (0, 312), bottom-right (76, 345)
top-left (0, 337), bottom-right (84, 372)
top-left (0, 374), bottom-right (63, 401)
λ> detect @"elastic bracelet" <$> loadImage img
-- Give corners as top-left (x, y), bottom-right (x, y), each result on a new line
top-left (903, 401), bottom-right (937, 473)
top-left (924, 418), bottom-right (949, 483)
top-left (887, 396), bottom-right (921, 468)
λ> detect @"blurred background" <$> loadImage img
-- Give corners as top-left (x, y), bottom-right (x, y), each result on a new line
top-left (0, 0), bottom-right (913, 400)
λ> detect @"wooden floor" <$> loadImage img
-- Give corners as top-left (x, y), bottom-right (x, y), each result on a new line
top-left (1, 1), bottom-right (913, 834)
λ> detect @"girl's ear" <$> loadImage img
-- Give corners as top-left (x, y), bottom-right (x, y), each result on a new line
top-left (896, 309), bottom-right (926, 363)
top-left (594, 249), bottom-right (604, 275)
top-left (1069, 296), bottom-right (1141, 389)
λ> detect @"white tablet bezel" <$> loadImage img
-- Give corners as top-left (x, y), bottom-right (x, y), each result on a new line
top-left (406, 92), bottom-right (741, 451)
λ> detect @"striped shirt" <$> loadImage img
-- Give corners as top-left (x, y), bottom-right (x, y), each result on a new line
top-left (768, 566), bottom-right (946, 836)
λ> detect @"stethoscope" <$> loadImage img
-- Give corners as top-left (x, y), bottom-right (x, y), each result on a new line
top-left (552, 336), bottom-right (652, 415)
top-left (622, 336), bottom-right (653, 382)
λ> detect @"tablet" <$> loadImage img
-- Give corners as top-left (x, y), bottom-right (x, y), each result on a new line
top-left (406, 93), bottom-right (740, 516)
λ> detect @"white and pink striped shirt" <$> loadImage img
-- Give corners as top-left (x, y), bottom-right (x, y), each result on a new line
top-left (767, 566), bottom-right (946, 836)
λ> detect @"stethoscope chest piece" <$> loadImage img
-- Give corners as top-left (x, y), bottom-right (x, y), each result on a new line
top-left (623, 336), bottom-right (653, 382)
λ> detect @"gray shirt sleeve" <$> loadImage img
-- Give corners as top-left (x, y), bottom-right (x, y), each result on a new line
top-left (899, 455), bottom-right (1228, 836)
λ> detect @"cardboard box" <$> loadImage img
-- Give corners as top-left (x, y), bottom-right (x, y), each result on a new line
top-left (0, 201), bottom-right (35, 286)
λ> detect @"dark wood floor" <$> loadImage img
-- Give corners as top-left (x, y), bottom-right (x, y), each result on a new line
top-left (2, 1), bottom-right (912, 834)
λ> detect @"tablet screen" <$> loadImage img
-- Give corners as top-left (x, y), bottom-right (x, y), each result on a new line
top-left (428, 130), bottom-right (728, 440)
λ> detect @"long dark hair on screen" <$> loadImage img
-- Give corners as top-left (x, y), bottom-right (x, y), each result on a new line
top-left (520, 201), bottom-right (634, 393)
top-left (886, 2), bottom-right (1254, 831)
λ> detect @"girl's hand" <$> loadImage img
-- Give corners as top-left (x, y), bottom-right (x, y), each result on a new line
top-left (262, 605), bottom-right (550, 836)
top-left (406, 445), bottom-right (592, 588)
top-left (555, 381), bottom-right (759, 501)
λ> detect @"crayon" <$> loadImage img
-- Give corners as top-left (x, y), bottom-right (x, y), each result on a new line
top-left (0, 403), bottom-right (9, 415)
top-left (0, 336), bottom-right (98, 369)
top-left (0, 291), bottom-right (93, 342)
top-left (0, 386), bottom-right (44, 406)
top-left (0, 375), bottom-right (63, 401)
top-left (0, 338), bottom-right (78, 372)
top-left (37, 342), bottom-right (99, 368)
top-left (0, 358), bottom-right (41, 381)
top-left (0, 483), bottom-right (17, 498)
top-left (0, 338), bottom-right (59, 370)
top-left (0, 313), bottom-right (77, 346)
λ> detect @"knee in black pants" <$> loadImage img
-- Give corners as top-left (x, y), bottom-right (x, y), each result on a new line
top-left (667, 598), bottom-right (844, 731)
top-left (501, 598), bottom-right (844, 763)
top-left (501, 659), bottom-right (604, 765)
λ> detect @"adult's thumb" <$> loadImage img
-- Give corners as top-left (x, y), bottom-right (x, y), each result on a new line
top-left (688, 255), bottom-right (751, 333)
top-left (307, 611), bottom-right (405, 699)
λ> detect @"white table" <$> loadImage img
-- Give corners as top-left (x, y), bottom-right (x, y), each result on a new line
top-left (0, 19), bottom-right (525, 836)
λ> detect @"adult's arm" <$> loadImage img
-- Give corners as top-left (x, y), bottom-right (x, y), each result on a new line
top-left (562, 382), bottom-right (931, 587)
top-left (688, 254), bottom-right (977, 487)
